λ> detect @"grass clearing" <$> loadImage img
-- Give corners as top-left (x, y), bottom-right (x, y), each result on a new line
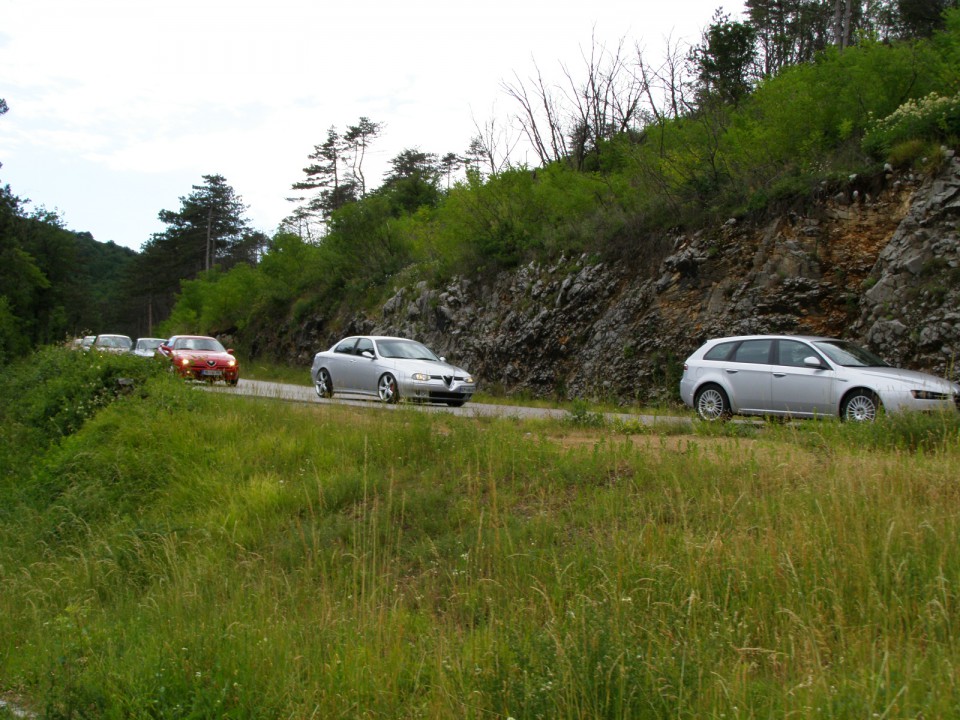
top-left (2, 349), bottom-right (960, 718)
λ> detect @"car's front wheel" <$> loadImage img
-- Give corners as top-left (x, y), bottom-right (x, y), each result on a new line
top-left (841, 389), bottom-right (881, 422)
top-left (378, 373), bottom-right (399, 404)
top-left (694, 384), bottom-right (731, 421)
top-left (314, 368), bottom-right (333, 399)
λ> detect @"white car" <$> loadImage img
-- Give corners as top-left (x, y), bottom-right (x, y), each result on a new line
top-left (679, 335), bottom-right (960, 421)
top-left (311, 336), bottom-right (476, 406)
top-left (132, 337), bottom-right (166, 358)
top-left (92, 334), bottom-right (133, 354)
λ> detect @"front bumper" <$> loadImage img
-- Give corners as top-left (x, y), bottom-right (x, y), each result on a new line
top-left (402, 376), bottom-right (476, 403)
top-left (175, 364), bottom-right (239, 383)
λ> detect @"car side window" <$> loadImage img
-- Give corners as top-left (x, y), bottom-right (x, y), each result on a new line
top-left (776, 340), bottom-right (817, 368)
top-left (703, 342), bottom-right (736, 361)
top-left (334, 339), bottom-right (357, 354)
top-left (355, 338), bottom-right (374, 356)
top-left (732, 339), bottom-right (772, 364)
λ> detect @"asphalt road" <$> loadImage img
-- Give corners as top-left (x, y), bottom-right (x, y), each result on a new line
top-left (213, 378), bottom-right (689, 428)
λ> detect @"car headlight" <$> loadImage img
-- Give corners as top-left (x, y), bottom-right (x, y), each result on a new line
top-left (180, 357), bottom-right (190, 366)
top-left (228, 359), bottom-right (236, 367)
top-left (464, 376), bottom-right (474, 384)
top-left (911, 389), bottom-right (949, 400)
top-left (412, 372), bottom-right (430, 382)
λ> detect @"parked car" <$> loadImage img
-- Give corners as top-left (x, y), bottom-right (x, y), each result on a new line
top-left (80, 335), bottom-right (96, 350)
top-left (132, 337), bottom-right (166, 358)
top-left (311, 336), bottom-right (476, 406)
top-left (679, 335), bottom-right (960, 422)
top-left (158, 335), bottom-right (239, 385)
top-left (93, 334), bottom-right (133, 353)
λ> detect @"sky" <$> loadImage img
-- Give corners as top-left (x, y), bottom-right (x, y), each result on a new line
top-left (0, 0), bottom-right (730, 251)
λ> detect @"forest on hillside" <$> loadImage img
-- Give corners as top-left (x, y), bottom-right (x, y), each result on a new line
top-left (2, 0), bottom-right (960, 365)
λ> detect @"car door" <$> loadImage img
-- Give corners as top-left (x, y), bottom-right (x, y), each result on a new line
top-left (350, 337), bottom-right (379, 395)
top-left (724, 339), bottom-right (774, 414)
top-left (769, 339), bottom-right (836, 416)
top-left (326, 338), bottom-right (359, 392)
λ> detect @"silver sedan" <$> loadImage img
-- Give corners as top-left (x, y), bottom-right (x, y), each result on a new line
top-left (679, 335), bottom-right (960, 422)
top-left (310, 336), bottom-right (477, 407)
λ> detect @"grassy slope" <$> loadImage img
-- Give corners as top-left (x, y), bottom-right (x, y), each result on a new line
top-left (1, 376), bottom-right (960, 718)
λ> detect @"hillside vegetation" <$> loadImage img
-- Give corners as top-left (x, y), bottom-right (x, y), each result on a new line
top-left (4, 8), bottom-right (960, 373)
top-left (2, 349), bottom-right (960, 717)
top-left (157, 11), bottom-right (960, 358)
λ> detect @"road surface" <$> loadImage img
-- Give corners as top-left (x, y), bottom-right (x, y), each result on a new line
top-left (211, 378), bottom-right (689, 428)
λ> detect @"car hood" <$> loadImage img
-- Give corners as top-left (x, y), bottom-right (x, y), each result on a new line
top-left (175, 350), bottom-right (235, 364)
top-left (853, 366), bottom-right (959, 392)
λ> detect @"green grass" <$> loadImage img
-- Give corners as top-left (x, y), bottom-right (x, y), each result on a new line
top-left (2, 349), bottom-right (960, 718)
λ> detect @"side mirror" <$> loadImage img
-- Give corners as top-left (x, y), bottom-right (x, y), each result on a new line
top-left (360, 350), bottom-right (375, 359)
top-left (440, 356), bottom-right (446, 363)
top-left (803, 356), bottom-right (823, 368)
top-left (227, 349), bottom-right (234, 355)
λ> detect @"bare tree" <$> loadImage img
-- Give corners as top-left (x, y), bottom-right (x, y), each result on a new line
top-left (501, 60), bottom-right (568, 167)
top-left (502, 34), bottom-right (651, 170)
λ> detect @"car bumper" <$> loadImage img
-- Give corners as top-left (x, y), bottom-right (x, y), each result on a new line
top-left (175, 365), bottom-right (239, 382)
top-left (882, 389), bottom-right (960, 415)
top-left (401, 378), bottom-right (476, 403)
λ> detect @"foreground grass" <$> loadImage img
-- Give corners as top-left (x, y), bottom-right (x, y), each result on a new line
top-left (2, 373), bottom-right (960, 718)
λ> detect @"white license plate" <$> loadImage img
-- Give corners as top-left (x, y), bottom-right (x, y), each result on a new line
top-left (201, 369), bottom-right (223, 377)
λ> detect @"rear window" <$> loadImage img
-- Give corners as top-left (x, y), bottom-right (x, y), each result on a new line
top-left (732, 339), bottom-right (772, 364)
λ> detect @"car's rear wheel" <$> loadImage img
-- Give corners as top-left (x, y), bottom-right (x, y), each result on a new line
top-left (378, 373), bottom-right (399, 404)
top-left (314, 368), bottom-right (333, 399)
top-left (694, 384), bottom-right (731, 421)
top-left (841, 389), bottom-right (881, 422)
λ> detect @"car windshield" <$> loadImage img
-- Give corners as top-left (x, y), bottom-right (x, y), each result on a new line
top-left (175, 337), bottom-right (225, 352)
top-left (813, 340), bottom-right (890, 367)
top-left (98, 336), bottom-right (132, 349)
top-left (376, 339), bottom-right (440, 361)
top-left (137, 339), bottom-right (164, 350)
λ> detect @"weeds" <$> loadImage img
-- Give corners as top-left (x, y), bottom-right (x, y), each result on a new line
top-left (2, 348), bottom-right (960, 718)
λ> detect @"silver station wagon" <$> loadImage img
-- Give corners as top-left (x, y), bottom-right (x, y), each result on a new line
top-left (680, 335), bottom-right (960, 422)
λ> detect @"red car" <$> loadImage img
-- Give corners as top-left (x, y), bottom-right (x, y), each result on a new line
top-left (158, 335), bottom-right (239, 385)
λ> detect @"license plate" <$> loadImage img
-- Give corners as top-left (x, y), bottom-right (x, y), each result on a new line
top-left (201, 369), bottom-right (223, 377)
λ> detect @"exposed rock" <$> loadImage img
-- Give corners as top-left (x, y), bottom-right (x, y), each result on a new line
top-left (289, 162), bottom-right (960, 402)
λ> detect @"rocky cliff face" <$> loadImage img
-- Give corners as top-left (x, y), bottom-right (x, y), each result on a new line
top-left (293, 156), bottom-right (960, 403)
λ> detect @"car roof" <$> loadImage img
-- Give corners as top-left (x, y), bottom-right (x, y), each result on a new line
top-left (704, 334), bottom-right (835, 344)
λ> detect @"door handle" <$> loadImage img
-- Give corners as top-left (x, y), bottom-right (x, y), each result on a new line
top-left (725, 369), bottom-right (739, 374)
top-left (773, 372), bottom-right (785, 377)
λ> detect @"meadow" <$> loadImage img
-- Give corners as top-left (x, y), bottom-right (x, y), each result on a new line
top-left (1, 349), bottom-right (959, 718)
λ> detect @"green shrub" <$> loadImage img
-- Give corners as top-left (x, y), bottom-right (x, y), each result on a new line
top-left (863, 91), bottom-right (960, 158)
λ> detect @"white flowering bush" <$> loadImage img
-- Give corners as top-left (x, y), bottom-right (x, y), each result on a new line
top-left (863, 91), bottom-right (960, 158)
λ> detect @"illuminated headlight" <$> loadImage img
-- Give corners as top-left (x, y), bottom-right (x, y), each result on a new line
top-left (228, 359), bottom-right (236, 367)
top-left (179, 357), bottom-right (190, 367)
top-left (412, 372), bottom-right (430, 382)
top-left (464, 376), bottom-right (474, 384)
top-left (911, 389), bottom-right (948, 400)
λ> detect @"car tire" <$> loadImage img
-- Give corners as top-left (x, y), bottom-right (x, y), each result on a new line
top-left (378, 373), bottom-right (400, 404)
top-left (841, 389), bottom-right (881, 422)
top-left (694, 384), bottom-right (731, 421)
top-left (314, 368), bottom-right (333, 399)
top-left (228, 378), bottom-right (239, 387)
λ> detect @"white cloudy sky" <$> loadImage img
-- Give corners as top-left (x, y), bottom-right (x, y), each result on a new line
top-left (0, 0), bottom-right (730, 250)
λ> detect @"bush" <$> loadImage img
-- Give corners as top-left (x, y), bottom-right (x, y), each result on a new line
top-left (863, 92), bottom-right (960, 158)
